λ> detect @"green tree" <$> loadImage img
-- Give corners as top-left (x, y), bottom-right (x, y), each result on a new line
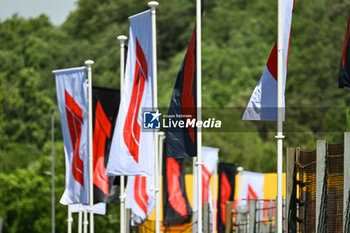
top-left (2, 68), bottom-right (53, 147)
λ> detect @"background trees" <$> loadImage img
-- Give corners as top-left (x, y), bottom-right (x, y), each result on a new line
top-left (1, 0), bottom-right (350, 231)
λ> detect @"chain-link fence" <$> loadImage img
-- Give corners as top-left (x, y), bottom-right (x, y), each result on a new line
top-left (230, 199), bottom-right (286, 233)
top-left (289, 140), bottom-right (346, 233)
top-left (134, 220), bottom-right (195, 233)
top-left (326, 143), bottom-right (344, 232)
top-left (296, 150), bottom-right (317, 233)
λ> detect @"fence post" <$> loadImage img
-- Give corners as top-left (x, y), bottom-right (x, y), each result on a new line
top-left (249, 200), bottom-right (256, 233)
top-left (0, 217), bottom-right (3, 233)
top-left (286, 147), bottom-right (295, 233)
top-left (225, 201), bottom-right (233, 233)
top-left (283, 198), bottom-right (286, 232)
top-left (236, 206), bottom-right (241, 233)
top-left (126, 208), bottom-right (131, 233)
top-left (275, 197), bottom-right (278, 233)
top-left (204, 202), bottom-right (210, 233)
top-left (344, 132), bottom-right (350, 232)
top-left (269, 200), bottom-right (273, 233)
top-left (296, 147), bottom-right (300, 231)
top-left (316, 140), bottom-right (327, 233)
top-left (256, 201), bottom-right (261, 233)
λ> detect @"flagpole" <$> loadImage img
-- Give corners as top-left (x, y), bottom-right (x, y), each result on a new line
top-left (51, 109), bottom-right (55, 233)
top-left (196, 0), bottom-right (203, 232)
top-left (276, 0), bottom-right (284, 232)
top-left (83, 209), bottom-right (88, 233)
top-left (192, 157), bottom-right (196, 233)
top-left (158, 131), bottom-right (166, 231)
top-left (85, 59), bottom-right (95, 233)
top-left (78, 204), bottom-right (83, 233)
top-left (212, 164), bottom-right (218, 233)
top-left (148, 2), bottom-right (160, 233)
top-left (117, 35), bottom-right (128, 233)
top-left (159, 131), bottom-right (165, 178)
top-left (67, 206), bottom-right (73, 233)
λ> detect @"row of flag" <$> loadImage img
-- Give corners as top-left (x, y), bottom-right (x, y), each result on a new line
top-left (53, 0), bottom-right (350, 230)
top-left (52, 65), bottom-right (237, 227)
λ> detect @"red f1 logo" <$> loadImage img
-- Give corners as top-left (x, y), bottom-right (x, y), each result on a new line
top-left (93, 101), bottom-right (111, 195)
top-left (65, 90), bottom-right (84, 187)
top-left (123, 38), bottom-right (148, 163)
top-left (134, 176), bottom-right (149, 215)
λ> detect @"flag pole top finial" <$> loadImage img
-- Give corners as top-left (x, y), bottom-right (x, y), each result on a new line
top-left (158, 131), bottom-right (165, 136)
top-left (148, 1), bottom-right (159, 8)
top-left (158, 131), bottom-right (165, 139)
top-left (117, 35), bottom-right (128, 42)
top-left (84, 60), bottom-right (94, 66)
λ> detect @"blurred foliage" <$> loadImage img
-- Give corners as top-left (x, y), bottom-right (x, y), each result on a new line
top-left (1, 0), bottom-right (350, 232)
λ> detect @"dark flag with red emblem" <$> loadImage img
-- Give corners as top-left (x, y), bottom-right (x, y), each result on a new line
top-left (166, 1), bottom-right (205, 158)
top-left (217, 163), bottom-right (236, 233)
top-left (166, 28), bottom-right (197, 158)
top-left (163, 153), bottom-right (192, 226)
top-left (339, 15), bottom-right (350, 89)
top-left (92, 86), bottom-right (120, 204)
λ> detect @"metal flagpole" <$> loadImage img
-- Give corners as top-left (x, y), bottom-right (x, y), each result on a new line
top-left (212, 164), bottom-right (218, 233)
top-left (159, 131), bottom-right (165, 180)
top-left (85, 59), bottom-right (95, 233)
top-left (78, 204), bottom-right (83, 233)
top-left (67, 206), bottom-right (73, 233)
top-left (158, 131), bottom-right (166, 231)
top-left (117, 34), bottom-right (128, 233)
top-left (148, 2), bottom-right (160, 233)
top-left (83, 210), bottom-right (88, 233)
top-left (276, 0), bottom-right (284, 232)
top-left (51, 109), bottom-right (55, 233)
top-left (196, 0), bottom-right (203, 232)
top-left (192, 158), bottom-right (196, 233)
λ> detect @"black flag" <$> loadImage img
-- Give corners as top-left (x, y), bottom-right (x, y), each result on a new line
top-left (92, 86), bottom-right (120, 204)
top-left (163, 149), bottom-right (192, 226)
top-left (166, 2), bottom-right (205, 158)
top-left (217, 163), bottom-right (236, 233)
top-left (339, 15), bottom-right (350, 88)
top-left (166, 28), bottom-right (197, 158)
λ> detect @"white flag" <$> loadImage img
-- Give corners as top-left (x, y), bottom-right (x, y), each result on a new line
top-left (107, 9), bottom-right (154, 176)
top-left (242, 0), bottom-right (294, 121)
top-left (193, 147), bottom-right (219, 209)
top-left (193, 147), bottom-right (219, 232)
top-left (126, 173), bottom-right (155, 225)
top-left (70, 203), bottom-right (106, 215)
top-left (239, 171), bottom-right (265, 207)
top-left (54, 67), bottom-right (89, 205)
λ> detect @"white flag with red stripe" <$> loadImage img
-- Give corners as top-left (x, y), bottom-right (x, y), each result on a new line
top-left (242, 0), bottom-right (294, 121)
top-left (54, 67), bottom-right (90, 205)
top-left (193, 147), bottom-right (219, 231)
top-left (126, 173), bottom-right (155, 225)
top-left (193, 146), bottom-right (219, 209)
top-left (239, 171), bottom-right (264, 207)
top-left (106, 10), bottom-right (154, 176)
